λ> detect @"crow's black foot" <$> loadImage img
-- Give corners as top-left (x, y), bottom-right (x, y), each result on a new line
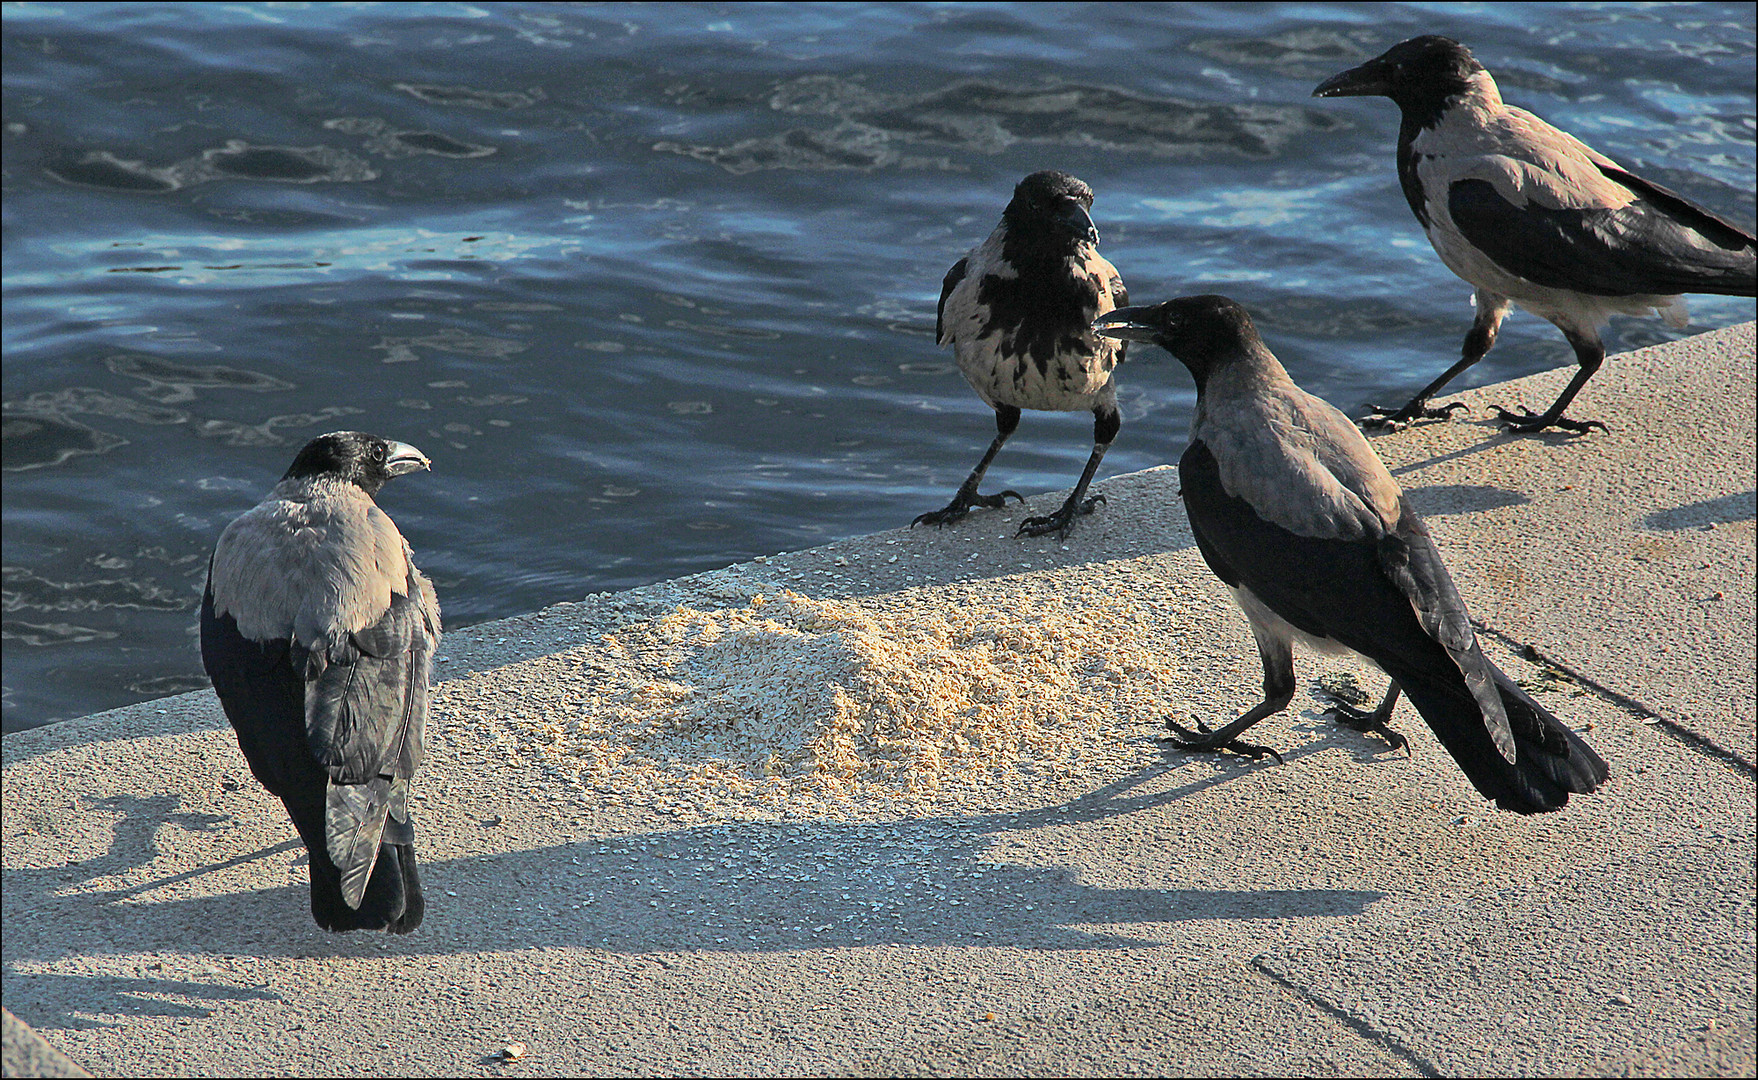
top-left (1360, 400), bottom-right (1469, 432)
top-left (1321, 698), bottom-right (1411, 756)
top-left (1160, 718), bottom-right (1284, 765)
top-left (1493, 405), bottom-right (1607, 435)
top-left (1016, 494), bottom-right (1105, 539)
top-left (911, 489), bottom-right (1024, 529)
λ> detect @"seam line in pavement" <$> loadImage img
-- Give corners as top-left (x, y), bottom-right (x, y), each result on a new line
top-left (1248, 958), bottom-right (1443, 1077)
top-left (1471, 621), bottom-right (1757, 779)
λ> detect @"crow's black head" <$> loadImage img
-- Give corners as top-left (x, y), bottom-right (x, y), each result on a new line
top-left (1093, 295), bottom-right (1262, 388)
top-left (1002, 169), bottom-right (1100, 247)
top-left (1313, 36), bottom-right (1486, 123)
top-left (282, 431), bottom-right (430, 496)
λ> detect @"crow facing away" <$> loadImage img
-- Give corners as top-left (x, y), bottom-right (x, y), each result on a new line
top-left (1096, 296), bottom-right (1610, 814)
top-left (201, 431), bottom-right (440, 932)
top-left (915, 169), bottom-right (1130, 538)
top-left (1315, 35), bottom-right (1757, 434)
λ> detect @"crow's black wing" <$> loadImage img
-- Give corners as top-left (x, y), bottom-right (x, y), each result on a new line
top-left (1178, 439), bottom-right (1600, 811)
top-left (1448, 177), bottom-right (1756, 298)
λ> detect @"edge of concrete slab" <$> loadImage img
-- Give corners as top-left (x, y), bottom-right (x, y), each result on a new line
top-left (2, 1008), bottom-right (91, 1079)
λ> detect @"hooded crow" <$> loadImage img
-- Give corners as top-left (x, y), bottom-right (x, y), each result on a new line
top-left (914, 170), bottom-right (1130, 537)
top-left (201, 431), bottom-right (440, 932)
top-left (1315, 36), bottom-right (1757, 434)
top-left (1095, 296), bottom-right (1610, 814)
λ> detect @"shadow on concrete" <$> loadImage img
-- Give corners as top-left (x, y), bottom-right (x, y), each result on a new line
top-left (1373, 413), bottom-right (1600, 473)
top-left (1643, 490), bottom-right (1756, 531)
top-left (3, 749), bottom-right (1383, 1032)
top-left (4, 972), bottom-right (280, 1033)
top-left (1400, 483), bottom-right (1529, 517)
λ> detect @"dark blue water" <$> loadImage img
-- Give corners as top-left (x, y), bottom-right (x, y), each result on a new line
top-left (4, 3), bottom-right (1754, 732)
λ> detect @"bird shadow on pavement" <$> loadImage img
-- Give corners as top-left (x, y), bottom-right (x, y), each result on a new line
top-left (1400, 483), bottom-right (1528, 518)
top-left (0, 793), bottom-right (293, 1031)
top-left (0, 968), bottom-right (279, 1034)
top-left (1643, 489), bottom-right (1755, 530)
top-left (2, 763), bottom-right (1383, 1032)
top-left (1377, 421), bottom-right (1512, 478)
top-left (1378, 409), bottom-right (1609, 478)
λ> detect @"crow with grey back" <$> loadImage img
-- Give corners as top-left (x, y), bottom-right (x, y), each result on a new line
top-left (914, 170), bottom-right (1130, 537)
top-left (201, 431), bottom-right (440, 932)
top-left (1095, 296), bottom-right (1610, 814)
top-left (1315, 36), bottom-right (1757, 434)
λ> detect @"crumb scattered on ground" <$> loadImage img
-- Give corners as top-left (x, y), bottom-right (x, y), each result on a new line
top-left (439, 583), bottom-right (1241, 819)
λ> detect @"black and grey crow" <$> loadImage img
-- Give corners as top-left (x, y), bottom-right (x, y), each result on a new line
top-left (914, 169), bottom-right (1130, 537)
top-left (1095, 296), bottom-right (1610, 814)
top-left (1315, 36), bottom-right (1757, 434)
top-left (201, 431), bottom-right (440, 932)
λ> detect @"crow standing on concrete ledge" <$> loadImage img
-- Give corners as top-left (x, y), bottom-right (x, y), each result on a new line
top-left (914, 170), bottom-right (1129, 537)
top-left (201, 431), bottom-right (440, 932)
top-left (1095, 296), bottom-right (1610, 814)
top-left (1315, 36), bottom-right (1757, 434)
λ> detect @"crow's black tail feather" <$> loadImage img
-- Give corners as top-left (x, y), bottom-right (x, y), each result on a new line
top-left (282, 785), bottom-right (422, 933)
top-left (1391, 657), bottom-right (1609, 814)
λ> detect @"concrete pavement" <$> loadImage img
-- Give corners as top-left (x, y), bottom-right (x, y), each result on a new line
top-left (4, 323), bottom-right (1753, 1077)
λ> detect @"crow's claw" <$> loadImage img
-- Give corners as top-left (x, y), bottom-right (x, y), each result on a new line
top-left (1360, 400), bottom-right (1469, 432)
top-left (1160, 717), bottom-right (1284, 765)
top-left (1321, 699), bottom-right (1412, 757)
top-left (911, 489), bottom-right (1024, 529)
top-left (1492, 405), bottom-right (1607, 435)
top-left (1017, 493), bottom-right (1106, 539)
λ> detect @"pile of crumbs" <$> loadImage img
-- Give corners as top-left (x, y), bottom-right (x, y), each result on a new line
top-left (486, 588), bottom-right (1188, 813)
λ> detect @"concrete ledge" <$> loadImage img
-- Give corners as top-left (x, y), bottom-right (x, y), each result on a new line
top-left (3, 1008), bottom-right (90, 1078)
top-left (5, 323), bottom-right (1754, 1077)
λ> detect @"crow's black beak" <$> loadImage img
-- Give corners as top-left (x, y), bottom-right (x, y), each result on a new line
top-left (1057, 199), bottom-right (1100, 246)
top-left (1092, 306), bottom-right (1163, 344)
top-left (1313, 59), bottom-right (1393, 98)
top-left (386, 441), bottom-right (432, 476)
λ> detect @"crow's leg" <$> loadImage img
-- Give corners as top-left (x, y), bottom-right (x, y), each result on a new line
top-left (1364, 290), bottom-right (1510, 430)
top-left (1495, 326), bottom-right (1608, 434)
top-left (1018, 405), bottom-right (1119, 538)
top-left (912, 405), bottom-right (1025, 528)
top-left (1321, 681), bottom-right (1411, 755)
top-left (1163, 630), bottom-right (1292, 765)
